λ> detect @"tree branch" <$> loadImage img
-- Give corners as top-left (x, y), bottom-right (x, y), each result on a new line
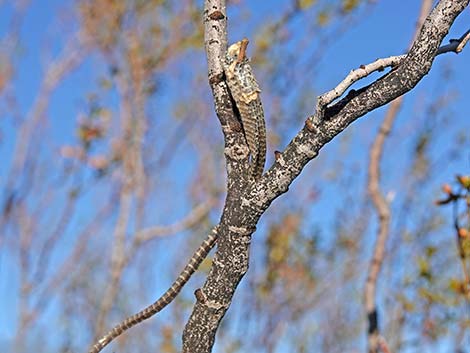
top-left (365, 1), bottom-right (434, 351)
top-left (318, 29), bottom-right (470, 111)
top-left (183, 1), bottom-right (470, 352)
top-left (250, 0), bottom-right (469, 218)
top-left (134, 200), bottom-right (214, 244)
top-left (182, 1), bottom-right (257, 351)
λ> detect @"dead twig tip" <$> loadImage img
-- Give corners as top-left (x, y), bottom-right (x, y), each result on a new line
top-left (237, 38), bottom-right (249, 63)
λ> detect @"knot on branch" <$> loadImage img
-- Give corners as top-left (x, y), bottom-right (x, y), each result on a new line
top-left (209, 71), bottom-right (224, 85)
top-left (224, 143), bottom-right (250, 161)
top-left (367, 309), bottom-right (379, 334)
top-left (194, 288), bottom-right (207, 304)
top-left (208, 10), bottom-right (225, 21)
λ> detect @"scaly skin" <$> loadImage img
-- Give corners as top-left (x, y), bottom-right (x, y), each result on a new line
top-left (88, 227), bottom-right (218, 353)
top-left (223, 40), bottom-right (266, 180)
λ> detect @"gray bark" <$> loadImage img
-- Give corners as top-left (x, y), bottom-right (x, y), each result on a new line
top-left (182, 0), bottom-right (470, 352)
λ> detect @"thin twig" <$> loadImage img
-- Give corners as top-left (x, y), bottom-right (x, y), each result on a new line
top-left (316, 28), bottom-right (470, 114)
top-left (237, 38), bottom-right (249, 63)
top-left (134, 200), bottom-right (214, 244)
top-left (437, 29), bottom-right (470, 54)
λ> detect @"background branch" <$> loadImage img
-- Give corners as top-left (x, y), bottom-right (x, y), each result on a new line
top-left (364, 2), bottom-right (434, 352)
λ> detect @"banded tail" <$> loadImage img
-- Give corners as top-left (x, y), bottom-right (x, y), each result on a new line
top-left (88, 227), bottom-right (218, 353)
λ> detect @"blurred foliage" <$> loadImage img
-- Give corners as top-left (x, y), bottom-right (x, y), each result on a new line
top-left (436, 174), bottom-right (470, 298)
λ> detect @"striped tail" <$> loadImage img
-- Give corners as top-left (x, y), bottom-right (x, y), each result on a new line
top-left (88, 227), bottom-right (218, 353)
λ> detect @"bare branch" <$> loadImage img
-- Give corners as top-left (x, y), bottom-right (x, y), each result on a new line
top-left (6, 32), bottom-right (88, 191)
top-left (202, 0), bottom-right (251, 184)
top-left (378, 336), bottom-right (392, 353)
top-left (134, 200), bottom-right (214, 244)
top-left (364, 1), bottom-right (434, 351)
top-left (182, 1), bottom-right (257, 352)
top-left (249, 0), bottom-right (469, 221)
top-left (182, 1), bottom-right (470, 352)
top-left (318, 28), bottom-right (470, 110)
top-left (437, 29), bottom-right (470, 54)
top-left (93, 191), bottom-right (132, 337)
top-left (317, 55), bottom-right (405, 109)
top-left (236, 38), bottom-right (249, 63)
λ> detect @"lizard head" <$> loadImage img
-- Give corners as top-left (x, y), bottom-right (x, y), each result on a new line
top-left (227, 41), bottom-right (242, 60)
top-left (226, 39), bottom-right (249, 65)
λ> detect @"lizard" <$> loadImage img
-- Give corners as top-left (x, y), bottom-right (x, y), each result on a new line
top-left (88, 39), bottom-right (266, 353)
top-left (223, 38), bottom-right (267, 180)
